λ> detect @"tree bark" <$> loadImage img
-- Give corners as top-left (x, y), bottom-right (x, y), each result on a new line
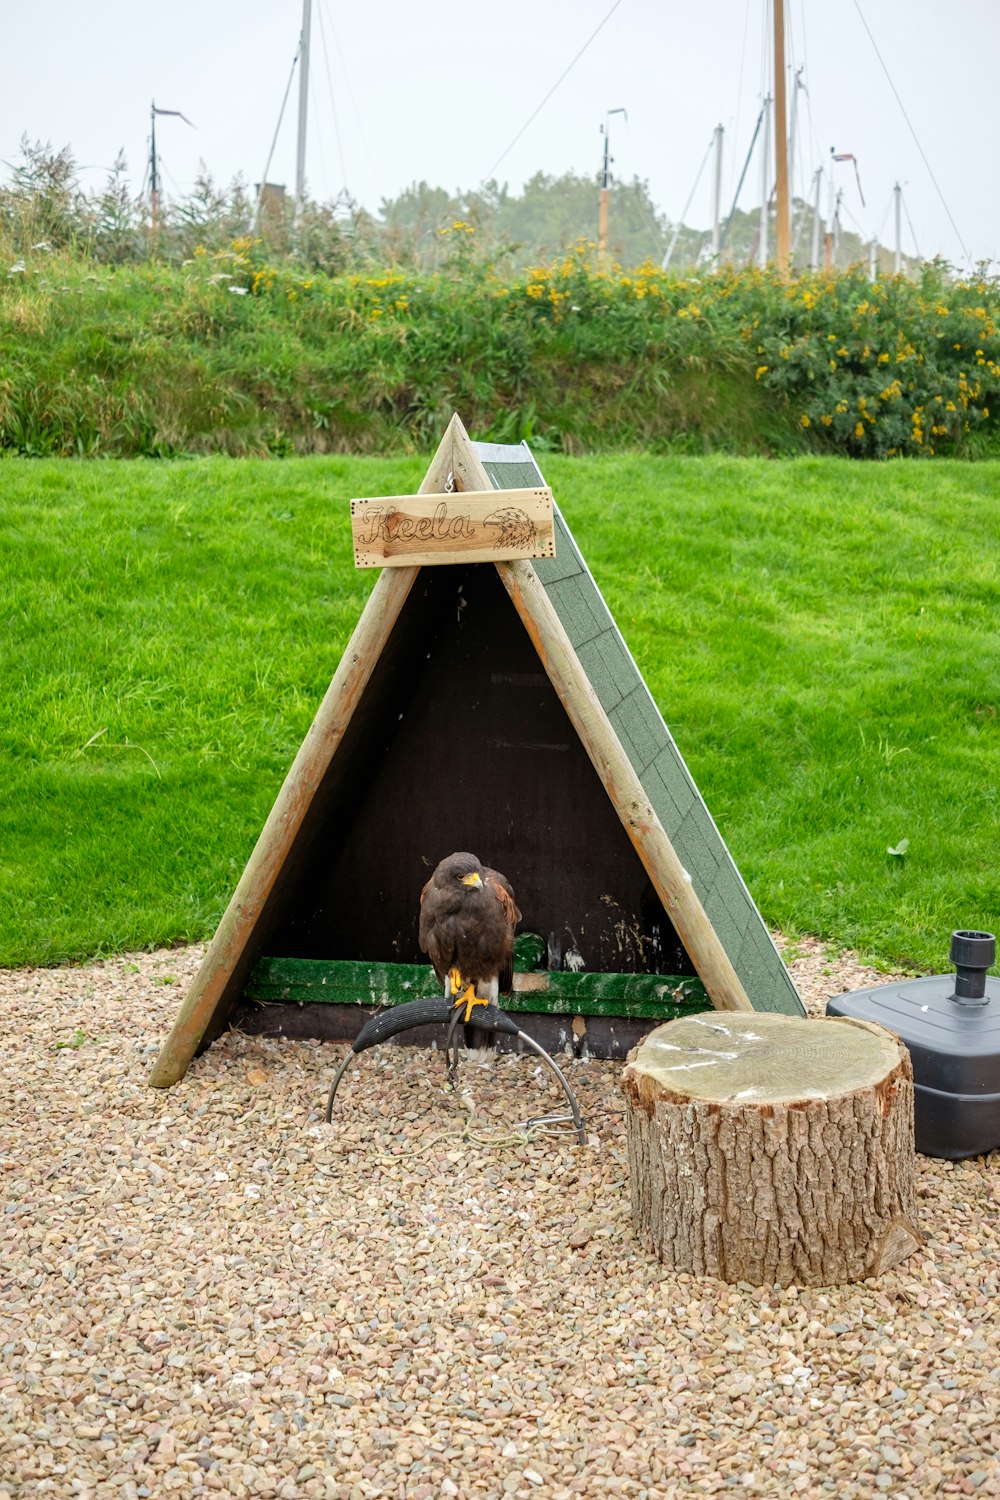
top-left (622, 1012), bottom-right (920, 1286)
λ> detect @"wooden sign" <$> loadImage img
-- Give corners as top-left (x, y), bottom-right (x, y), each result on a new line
top-left (350, 487), bottom-right (556, 569)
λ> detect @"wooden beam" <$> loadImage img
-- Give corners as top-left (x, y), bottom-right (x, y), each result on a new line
top-left (244, 955), bottom-right (709, 1022)
top-left (350, 488), bottom-right (555, 568)
top-left (147, 424), bottom-right (460, 1088)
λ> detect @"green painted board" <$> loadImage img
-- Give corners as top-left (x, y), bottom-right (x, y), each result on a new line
top-left (246, 956), bottom-right (710, 1023)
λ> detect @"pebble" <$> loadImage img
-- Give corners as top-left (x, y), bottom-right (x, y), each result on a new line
top-left (0, 941), bottom-right (997, 1500)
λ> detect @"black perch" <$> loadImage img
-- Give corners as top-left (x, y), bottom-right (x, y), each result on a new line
top-left (324, 995), bottom-right (586, 1143)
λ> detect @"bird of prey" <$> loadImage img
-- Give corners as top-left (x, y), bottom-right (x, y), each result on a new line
top-left (418, 852), bottom-right (520, 1023)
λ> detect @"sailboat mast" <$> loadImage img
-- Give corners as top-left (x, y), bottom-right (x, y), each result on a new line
top-left (773, 0), bottom-right (790, 270)
top-left (150, 103), bottom-right (159, 233)
top-left (711, 124), bottom-right (724, 262)
top-left (295, 0), bottom-right (312, 209)
top-left (810, 166), bottom-right (822, 271)
top-left (758, 95), bottom-right (771, 270)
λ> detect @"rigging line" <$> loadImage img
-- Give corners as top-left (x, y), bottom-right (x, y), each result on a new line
top-left (839, 197), bottom-right (870, 241)
top-left (661, 133), bottom-right (714, 270)
top-left (849, 0), bottom-right (970, 265)
top-left (315, 0), bottom-right (348, 191)
top-left (756, 0), bottom-right (765, 98)
top-left (798, 0), bottom-right (810, 76)
top-left (253, 43), bottom-right (300, 230)
top-left (320, 0), bottom-right (377, 183)
top-left (159, 159), bottom-right (183, 199)
top-left (625, 178), bottom-right (670, 258)
top-left (901, 188), bottom-right (922, 262)
top-left (480, 0), bottom-right (624, 183)
top-left (799, 83), bottom-right (821, 189)
top-left (730, 0), bottom-right (753, 202)
top-left (721, 104), bottom-right (765, 251)
top-left (795, 0), bottom-right (823, 187)
top-left (875, 191), bottom-right (893, 244)
top-left (784, 10), bottom-right (808, 210)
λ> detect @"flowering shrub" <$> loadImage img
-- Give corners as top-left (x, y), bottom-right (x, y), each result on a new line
top-left (1, 231), bottom-right (998, 456)
top-left (745, 262), bottom-right (1000, 457)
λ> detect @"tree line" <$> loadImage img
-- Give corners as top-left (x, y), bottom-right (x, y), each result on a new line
top-left (1, 135), bottom-right (879, 274)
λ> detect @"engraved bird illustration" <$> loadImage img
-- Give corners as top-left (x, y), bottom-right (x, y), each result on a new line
top-left (482, 506), bottom-right (537, 552)
top-left (418, 852), bottom-right (520, 1025)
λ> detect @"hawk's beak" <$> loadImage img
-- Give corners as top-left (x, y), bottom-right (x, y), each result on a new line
top-left (462, 872), bottom-right (483, 890)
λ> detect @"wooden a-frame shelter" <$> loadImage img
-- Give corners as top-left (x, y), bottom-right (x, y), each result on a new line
top-left (149, 416), bottom-right (802, 1087)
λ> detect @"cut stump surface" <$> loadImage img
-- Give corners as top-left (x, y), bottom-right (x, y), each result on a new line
top-left (622, 1011), bottom-right (920, 1286)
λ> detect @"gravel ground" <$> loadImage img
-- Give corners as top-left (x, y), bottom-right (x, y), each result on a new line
top-left (1, 938), bottom-right (997, 1500)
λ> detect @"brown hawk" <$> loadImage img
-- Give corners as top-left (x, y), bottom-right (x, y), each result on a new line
top-left (418, 852), bottom-right (520, 1023)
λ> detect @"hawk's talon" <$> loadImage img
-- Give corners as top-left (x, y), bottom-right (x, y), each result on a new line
top-left (451, 983), bottom-right (485, 1024)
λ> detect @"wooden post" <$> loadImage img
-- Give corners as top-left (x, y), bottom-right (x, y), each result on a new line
top-left (773, 0), bottom-right (790, 273)
top-left (622, 1012), bottom-right (921, 1285)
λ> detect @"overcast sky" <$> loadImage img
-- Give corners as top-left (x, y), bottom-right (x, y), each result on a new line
top-left (2, 0), bottom-right (997, 268)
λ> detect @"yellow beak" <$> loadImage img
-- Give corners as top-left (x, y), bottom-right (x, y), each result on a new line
top-left (461, 872), bottom-right (483, 889)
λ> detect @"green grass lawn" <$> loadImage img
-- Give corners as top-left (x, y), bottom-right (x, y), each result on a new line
top-left (2, 453), bottom-right (998, 974)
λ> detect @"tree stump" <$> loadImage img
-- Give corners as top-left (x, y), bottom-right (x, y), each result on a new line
top-left (622, 1012), bottom-right (921, 1286)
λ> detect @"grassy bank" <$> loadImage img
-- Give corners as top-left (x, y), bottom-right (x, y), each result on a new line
top-left (1, 244), bottom-right (998, 459)
top-left (2, 454), bottom-right (998, 973)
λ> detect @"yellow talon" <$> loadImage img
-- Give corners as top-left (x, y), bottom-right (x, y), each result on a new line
top-left (451, 982), bottom-right (485, 1023)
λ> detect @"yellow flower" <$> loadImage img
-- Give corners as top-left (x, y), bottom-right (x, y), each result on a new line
top-left (755, 365), bottom-right (769, 380)
top-left (820, 414), bottom-right (833, 427)
top-left (877, 352), bottom-right (889, 364)
top-left (854, 422), bottom-right (865, 438)
top-left (800, 414), bottom-right (811, 428)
